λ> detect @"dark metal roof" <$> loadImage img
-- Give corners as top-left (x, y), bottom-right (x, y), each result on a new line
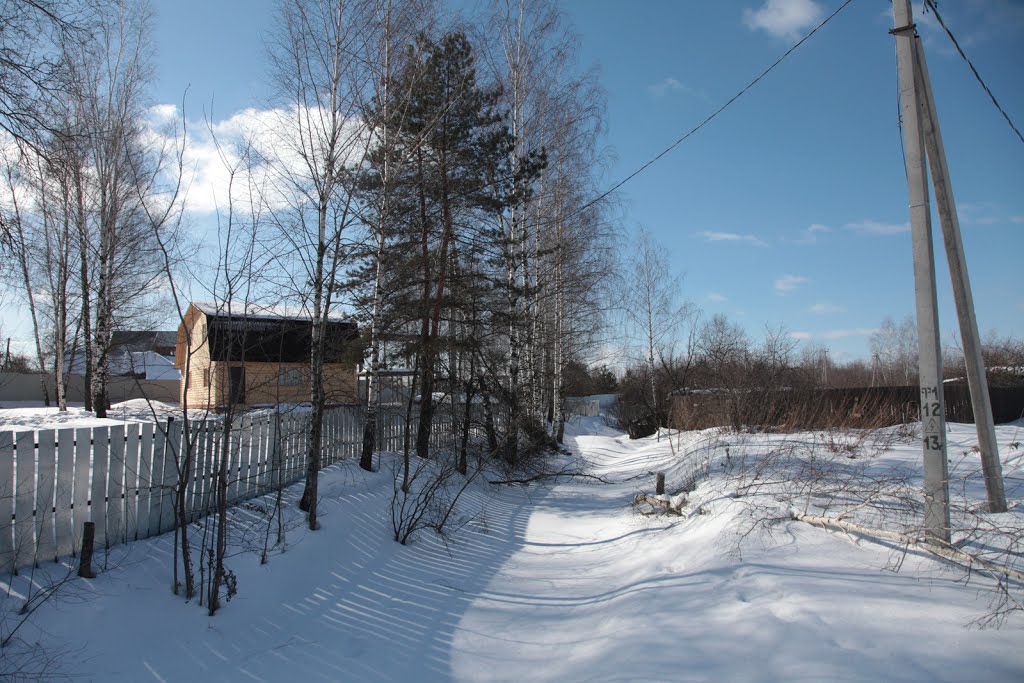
top-left (206, 314), bottom-right (359, 363)
top-left (111, 331), bottom-right (178, 353)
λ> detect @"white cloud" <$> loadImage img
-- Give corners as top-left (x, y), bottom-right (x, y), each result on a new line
top-left (957, 201), bottom-right (1024, 227)
top-left (796, 222), bottom-right (831, 244)
top-left (846, 219), bottom-right (911, 236)
top-left (820, 328), bottom-right (880, 340)
top-left (0, 140), bottom-right (41, 215)
top-left (912, 1), bottom-right (1024, 53)
top-left (790, 328), bottom-right (880, 343)
top-left (743, 0), bottom-right (823, 40)
top-left (146, 104), bottom-right (369, 216)
top-left (774, 274), bottom-right (808, 294)
top-left (809, 302), bottom-right (845, 314)
top-left (147, 103), bottom-right (179, 125)
top-left (648, 77), bottom-right (693, 97)
top-left (706, 292), bottom-right (728, 303)
top-left (698, 230), bottom-right (768, 247)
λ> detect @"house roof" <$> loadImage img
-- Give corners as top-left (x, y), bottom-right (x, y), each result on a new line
top-left (111, 330), bottom-right (178, 352)
top-left (194, 303), bottom-right (359, 364)
top-left (193, 301), bottom-right (355, 324)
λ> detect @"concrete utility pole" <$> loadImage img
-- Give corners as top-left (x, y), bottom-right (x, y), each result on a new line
top-left (893, 0), bottom-right (950, 543)
top-left (913, 41), bottom-right (1007, 513)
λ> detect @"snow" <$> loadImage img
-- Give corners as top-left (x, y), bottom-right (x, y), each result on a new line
top-left (2, 417), bottom-right (1023, 680)
top-left (0, 399), bottom-right (184, 432)
top-left (193, 300), bottom-right (355, 323)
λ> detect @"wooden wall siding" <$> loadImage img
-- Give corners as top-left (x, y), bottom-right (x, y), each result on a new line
top-left (0, 404), bottom-right (474, 575)
top-left (180, 352), bottom-right (215, 409)
top-left (179, 307), bottom-right (214, 409)
top-left (177, 308), bottom-right (359, 411)
top-left (209, 361), bottom-right (359, 408)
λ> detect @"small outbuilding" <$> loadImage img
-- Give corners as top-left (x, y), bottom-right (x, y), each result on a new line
top-left (175, 302), bottom-right (360, 411)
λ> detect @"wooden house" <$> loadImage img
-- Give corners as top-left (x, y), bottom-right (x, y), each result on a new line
top-left (175, 302), bottom-right (360, 411)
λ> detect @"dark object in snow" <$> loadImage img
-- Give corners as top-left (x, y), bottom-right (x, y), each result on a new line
top-left (627, 415), bottom-right (657, 439)
top-left (633, 492), bottom-right (686, 516)
top-left (78, 522), bottom-right (96, 579)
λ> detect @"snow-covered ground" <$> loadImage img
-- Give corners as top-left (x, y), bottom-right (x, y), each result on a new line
top-left (0, 399), bottom-right (184, 432)
top-left (2, 417), bottom-right (1023, 681)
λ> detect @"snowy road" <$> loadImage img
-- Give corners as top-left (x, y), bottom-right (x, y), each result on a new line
top-left (450, 420), bottom-right (1024, 682)
top-left (11, 417), bottom-right (1024, 681)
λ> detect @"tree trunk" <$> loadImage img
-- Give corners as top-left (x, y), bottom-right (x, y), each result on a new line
top-left (208, 414), bottom-right (231, 615)
top-left (402, 352), bottom-right (420, 493)
top-left (75, 169), bottom-right (93, 413)
top-left (481, 377), bottom-right (498, 455)
top-left (299, 197), bottom-right (330, 529)
top-left (360, 0), bottom-right (394, 473)
top-left (360, 220), bottom-right (386, 472)
top-left (91, 181), bottom-right (115, 418)
top-left (458, 351), bottom-right (476, 475)
top-left (172, 416), bottom-right (194, 599)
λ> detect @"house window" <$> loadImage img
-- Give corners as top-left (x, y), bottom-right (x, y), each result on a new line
top-left (279, 367), bottom-right (302, 386)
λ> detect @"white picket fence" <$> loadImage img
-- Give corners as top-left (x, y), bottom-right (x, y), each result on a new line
top-left (0, 405), bottom-right (463, 575)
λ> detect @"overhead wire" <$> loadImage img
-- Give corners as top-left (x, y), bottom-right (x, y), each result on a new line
top-left (922, 0), bottom-right (1024, 147)
top-left (550, 0), bottom-right (859, 227)
top-left (894, 44), bottom-right (907, 181)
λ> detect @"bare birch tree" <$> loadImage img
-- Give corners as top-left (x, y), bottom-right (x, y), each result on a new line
top-left (55, 0), bottom-right (169, 417)
top-left (268, 0), bottom-right (373, 529)
top-left (0, 0), bottom-right (100, 151)
top-left (624, 227), bottom-right (689, 436)
top-left (357, 0), bottom-right (436, 472)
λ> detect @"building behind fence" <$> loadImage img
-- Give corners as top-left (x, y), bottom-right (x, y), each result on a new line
top-left (0, 405), bottom-right (463, 575)
top-left (0, 372), bottom-right (180, 405)
top-left (565, 394), bottom-right (617, 419)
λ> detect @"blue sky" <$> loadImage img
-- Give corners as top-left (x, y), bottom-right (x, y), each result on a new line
top-left (7, 0), bottom-right (1020, 362)
top-left (148, 0), bottom-right (1022, 361)
top-left (552, 0), bottom-right (1024, 360)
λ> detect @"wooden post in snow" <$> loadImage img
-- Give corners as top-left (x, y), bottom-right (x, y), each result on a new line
top-left (78, 522), bottom-right (96, 578)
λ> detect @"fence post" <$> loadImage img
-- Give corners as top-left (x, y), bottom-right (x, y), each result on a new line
top-left (656, 472), bottom-right (665, 495)
top-left (106, 425), bottom-right (125, 551)
top-left (78, 521), bottom-right (96, 578)
top-left (160, 418), bottom-right (181, 533)
top-left (0, 431), bottom-right (14, 574)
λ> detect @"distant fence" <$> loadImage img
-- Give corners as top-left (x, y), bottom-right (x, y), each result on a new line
top-left (565, 398), bottom-right (600, 417)
top-left (0, 405), bottom-right (463, 575)
top-left (671, 383), bottom-right (1024, 431)
top-left (0, 372), bottom-right (180, 405)
top-left (565, 394), bottom-right (617, 419)
top-left (944, 384), bottom-right (1024, 424)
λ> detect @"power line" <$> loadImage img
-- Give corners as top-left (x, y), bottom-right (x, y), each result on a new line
top-left (894, 48), bottom-right (907, 181)
top-left (923, 0), bottom-right (1024, 147)
top-left (560, 0), bottom-right (858, 225)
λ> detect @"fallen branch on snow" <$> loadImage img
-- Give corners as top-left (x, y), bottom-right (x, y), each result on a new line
top-left (633, 493), bottom-right (687, 516)
top-left (792, 512), bottom-right (1024, 583)
top-left (488, 470), bottom-right (612, 486)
